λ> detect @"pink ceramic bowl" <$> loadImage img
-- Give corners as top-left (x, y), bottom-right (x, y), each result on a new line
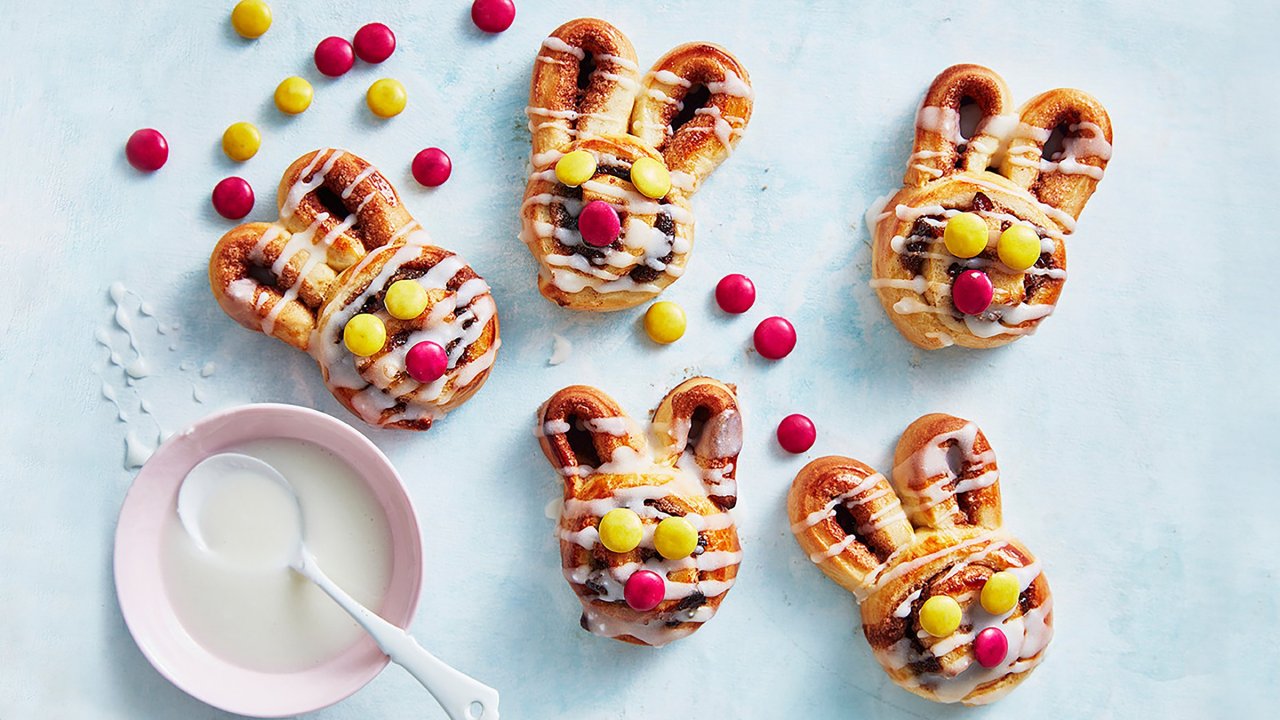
top-left (114, 403), bottom-right (423, 717)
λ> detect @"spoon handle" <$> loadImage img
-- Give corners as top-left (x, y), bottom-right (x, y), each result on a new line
top-left (297, 553), bottom-right (500, 720)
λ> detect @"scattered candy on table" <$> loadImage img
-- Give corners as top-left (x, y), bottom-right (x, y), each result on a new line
top-left (653, 517), bottom-right (698, 559)
top-left (125, 128), bottom-right (168, 172)
top-left (974, 627), bottom-right (1009, 668)
top-left (274, 76), bottom-right (313, 115)
top-left (353, 22), bottom-right (396, 63)
top-left (555, 150), bottom-right (596, 187)
top-left (644, 301), bottom-right (687, 344)
top-left (314, 36), bottom-right (355, 77)
top-left (471, 0), bottom-right (517, 33)
top-left (943, 212), bottom-right (988, 259)
top-left (714, 273), bottom-right (756, 314)
top-left (230, 0), bottom-right (272, 39)
top-left (221, 121), bottom-right (261, 162)
top-left (623, 570), bottom-right (665, 611)
top-left (630, 156), bottom-right (671, 199)
top-left (997, 225), bottom-right (1041, 271)
top-left (753, 316), bottom-right (796, 359)
top-left (412, 148), bottom-right (452, 187)
top-left (343, 314), bottom-right (386, 357)
top-left (211, 177), bottom-right (254, 219)
top-left (919, 595), bottom-right (962, 637)
top-left (776, 414), bottom-right (816, 454)
top-left (405, 341), bottom-right (447, 383)
top-left (951, 269), bottom-right (994, 315)
top-left (598, 508), bottom-right (643, 553)
top-left (384, 279), bottom-right (429, 319)
top-left (578, 200), bottom-right (620, 247)
top-left (366, 78), bottom-right (407, 118)
top-left (979, 571), bottom-right (1020, 615)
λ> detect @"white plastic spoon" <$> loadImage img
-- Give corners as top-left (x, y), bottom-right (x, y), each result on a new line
top-left (178, 452), bottom-right (499, 720)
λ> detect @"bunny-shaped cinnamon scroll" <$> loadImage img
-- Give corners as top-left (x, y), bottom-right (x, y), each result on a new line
top-left (870, 64), bottom-right (1112, 349)
top-left (209, 149), bottom-right (500, 430)
top-left (520, 18), bottom-right (753, 311)
top-left (536, 378), bottom-right (743, 646)
top-left (788, 414), bottom-right (1052, 705)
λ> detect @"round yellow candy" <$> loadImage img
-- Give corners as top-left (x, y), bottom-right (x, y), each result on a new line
top-left (980, 571), bottom-right (1021, 615)
top-left (653, 517), bottom-right (698, 559)
top-left (366, 78), bottom-right (407, 118)
top-left (343, 314), bottom-right (386, 357)
top-left (943, 212), bottom-right (989, 259)
top-left (221, 121), bottom-right (261, 162)
top-left (919, 595), bottom-right (962, 637)
top-left (643, 301), bottom-right (686, 344)
top-left (997, 225), bottom-right (1042, 272)
top-left (231, 0), bottom-right (272, 39)
top-left (630, 156), bottom-right (671, 199)
top-left (555, 150), bottom-right (597, 187)
top-left (274, 76), bottom-right (314, 115)
top-left (384, 280), bottom-right (429, 320)
top-left (598, 508), bottom-right (643, 553)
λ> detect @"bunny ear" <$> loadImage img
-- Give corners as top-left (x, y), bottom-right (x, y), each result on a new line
top-left (528, 18), bottom-right (641, 168)
top-left (904, 64), bottom-right (1014, 187)
top-left (891, 414), bottom-right (1002, 532)
top-left (630, 43), bottom-right (752, 194)
top-left (788, 457), bottom-right (915, 600)
top-left (999, 89), bottom-right (1113, 228)
top-left (650, 377), bottom-right (741, 510)
top-left (536, 385), bottom-right (648, 497)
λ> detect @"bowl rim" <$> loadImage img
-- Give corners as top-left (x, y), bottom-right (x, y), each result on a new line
top-left (113, 403), bottom-right (423, 717)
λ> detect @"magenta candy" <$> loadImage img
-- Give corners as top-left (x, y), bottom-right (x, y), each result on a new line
top-left (125, 128), bottom-right (168, 172)
top-left (314, 36), bottom-right (355, 77)
top-left (715, 273), bottom-right (756, 314)
top-left (471, 0), bottom-right (516, 33)
top-left (578, 200), bottom-right (621, 248)
top-left (353, 23), bottom-right (396, 63)
top-left (753, 316), bottom-right (796, 360)
top-left (405, 341), bottom-right (448, 383)
top-left (211, 177), bottom-right (254, 220)
top-left (412, 148), bottom-right (452, 187)
top-left (623, 570), bottom-right (665, 611)
top-left (777, 414), bottom-right (816, 454)
top-left (952, 269), bottom-right (994, 315)
top-left (974, 627), bottom-right (1009, 668)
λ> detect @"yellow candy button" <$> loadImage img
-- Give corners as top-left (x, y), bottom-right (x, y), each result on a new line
top-left (343, 313), bottom-right (386, 357)
top-left (274, 76), bottom-right (314, 115)
top-left (653, 517), bottom-right (698, 559)
top-left (231, 0), bottom-right (272, 39)
top-left (221, 122), bottom-right (261, 162)
top-left (997, 225), bottom-right (1042, 272)
top-left (630, 156), bottom-right (671, 199)
top-left (980, 571), bottom-right (1021, 615)
top-left (384, 280), bottom-right (429, 320)
top-left (644, 301), bottom-right (686, 344)
top-left (598, 508), bottom-right (643, 553)
top-left (555, 150), bottom-right (597, 187)
top-left (919, 595), bottom-right (962, 637)
top-left (367, 78), bottom-right (407, 118)
top-left (943, 212), bottom-right (988, 259)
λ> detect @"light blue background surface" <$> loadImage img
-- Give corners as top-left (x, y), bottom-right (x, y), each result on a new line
top-left (2, 0), bottom-right (1276, 717)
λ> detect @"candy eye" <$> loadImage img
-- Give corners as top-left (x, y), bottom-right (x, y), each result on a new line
top-left (980, 570), bottom-right (1021, 615)
top-left (555, 150), bottom-right (597, 187)
top-left (943, 212), bottom-right (988, 258)
top-left (630, 157), bottom-right (672, 199)
top-left (598, 508), bottom-right (643, 552)
top-left (343, 314), bottom-right (387, 357)
top-left (997, 225), bottom-right (1041, 271)
top-left (653, 517), bottom-right (698, 559)
top-left (919, 595), bottom-right (962, 637)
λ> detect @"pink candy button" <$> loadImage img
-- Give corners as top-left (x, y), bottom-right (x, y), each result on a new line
top-left (471, 0), bottom-right (516, 33)
top-left (211, 177), bottom-right (254, 220)
top-left (753, 316), bottom-right (796, 360)
top-left (315, 36), bottom-right (355, 77)
top-left (974, 627), bottom-right (1008, 668)
top-left (624, 570), bottom-right (665, 611)
top-left (353, 23), bottom-right (396, 64)
top-left (405, 341), bottom-right (447, 383)
top-left (126, 128), bottom-right (168, 172)
top-left (578, 200), bottom-right (620, 247)
top-left (952, 269), bottom-right (994, 315)
top-left (777, 414), bottom-right (816, 454)
top-left (715, 273), bottom-right (756, 314)
top-left (412, 148), bottom-right (452, 188)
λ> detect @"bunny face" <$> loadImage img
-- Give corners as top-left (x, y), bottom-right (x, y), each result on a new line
top-left (209, 149), bottom-right (500, 430)
top-left (870, 64), bottom-right (1113, 349)
top-left (788, 414), bottom-right (1053, 705)
top-left (520, 18), bottom-right (753, 311)
top-left (536, 377), bottom-right (743, 646)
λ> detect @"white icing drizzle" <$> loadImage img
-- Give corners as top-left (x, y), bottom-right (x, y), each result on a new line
top-left (705, 70), bottom-right (753, 99)
top-left (893, 423), bottom-right (998, 514)
top-left (541, 36), bottom-right (585, 59)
